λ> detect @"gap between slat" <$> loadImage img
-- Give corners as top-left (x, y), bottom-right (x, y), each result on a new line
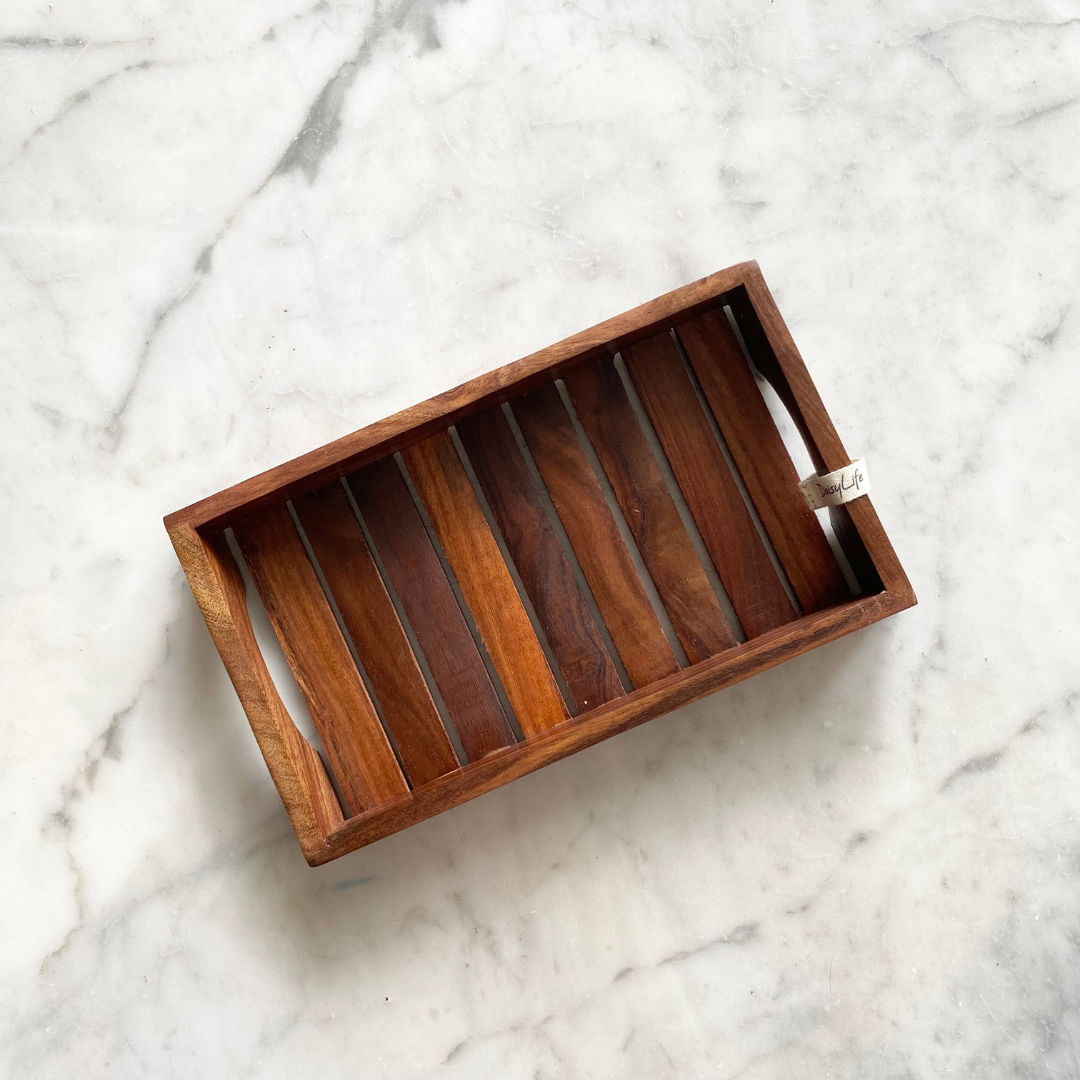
top-left (222, 526), bottom-right (351, 816)
top-left (668, 328), bottom-right (804, 619)
top-left (500, 401), bottom-right (634, 695)
top-left (285, 498), bottom-right (413, 787)
top-left (554, 379), bottom-right (692, 669)
top-left (722, 305), bottom-right (862, 597)
top-left (338, 477), bottom-right (470, 768)
top-left (611, 353), bottom-right (747, 645)
top-left (393, 451), bottom-right (527, 745)
top-left (232, 503), bottom-right (410, 811)
top-left (448, 424), bottom-right (579, 716)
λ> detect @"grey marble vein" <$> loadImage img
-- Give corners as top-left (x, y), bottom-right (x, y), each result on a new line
top-left (2, 0), bottom-right (1080, 1076)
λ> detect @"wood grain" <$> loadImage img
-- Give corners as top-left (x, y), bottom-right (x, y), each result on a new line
top-left (166, 263), bottom-right (915, 866)
top-left (347, 457), bottom-right (516, 761)
top-left (512, 383), bottom-right (680, 688)
top-left (401, 431), bottom-right (570, 737)
top-left (675, 309), bottom-right (850, 612)
top-left (737, 269), bottom-right (913, 598)
top-left (316, 589), bottom-right (910, 863)
top-left (457, 408), bottom-right (624, 713)
top-left (165, 264), bottom-right (759, 531)
top-left (622, 331), bottom-right (796, 639)
top-left (292, 482), bottom-right (460, 787)
top-left (726, 283), bottom-right (885, 596)
top-left (741, 267), bottom-right (913, 602)
top-left (232, 504), bottom-right (409, 815)
top-left (168, 524), bottom-right (341, 860)
top-left (564, 358), bottom-right (737, 663)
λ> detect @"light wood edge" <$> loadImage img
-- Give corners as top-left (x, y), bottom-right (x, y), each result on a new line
top-left (315, 588), bottom-right (913, 864)
top-left (168, 523), bottom-right (342, 863)
top-left (164, 262), bottom-right (760, 532)
top-left (739, 268), bottom-right (916, 605)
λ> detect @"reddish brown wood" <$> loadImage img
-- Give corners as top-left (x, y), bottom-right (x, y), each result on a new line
top-left (622, 331), bottom-right (796, 639)
top-left (727, 282), bottom-right (884, 595)
top-left (675, 309), bottom-right (850, 613)
top-left (347, 457), bottom-right (516, 762)
top-left (564, 358), bottom-right (737, 663)
top-left (232, 504), bottom-right (408, 815)
top-left (738, 268), bottom-right (911, 603)
top-left (512, 383), bottom-right (681, 688)
top-left (726, 287), bottom-right (829, 476)
top-left (401, 432), bottom-right (569, 737)
top-left (165, 262), bottom-right (916, 866)
top-left (292, 483), bottom-right (459, 787)
top-left (165, 265), bottom-right (759, 532)
top-left (457, 408), bottom-right (624, 713)
top-left (169, 524), bottom-right (342, 859)
top-left (315, 588), bottom-right (908, 863)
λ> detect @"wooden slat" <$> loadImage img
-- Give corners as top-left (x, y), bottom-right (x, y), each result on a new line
top-left (166, 264), bottom-right (759, 532)
top-left (458, 408), bottom-right (624, 713)
top-left (511, 383), bottom-right (680, 688)
top-left (317, 589), bottom-right (910, 863)
top-left (675, 309), bottom-right (850, 612)
top-left (169, 524), bottom-right (342, 860)
top-left (727, 281), bottom-right (885, 595)
top-left (401, 431), bottom-right (569, 737)
top-left (347, 457), bottom-right (515, 761)
top-left (563, 359), bottom-right (737, 663)
top-left (167, 262), bottom-right (916, 867)
top-left (232, 504), bottom-right (408, 815)
top-left (622, 332), bottom-right (796, 639)
top-left (292, 483), bottom-right (459, 787)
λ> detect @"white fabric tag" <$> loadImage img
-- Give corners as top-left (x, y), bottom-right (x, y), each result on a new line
top-left (799, 459), bottom-right (870, 510)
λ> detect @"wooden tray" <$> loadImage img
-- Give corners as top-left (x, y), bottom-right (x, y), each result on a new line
top-left (165, 262), bottom-right (914, 866)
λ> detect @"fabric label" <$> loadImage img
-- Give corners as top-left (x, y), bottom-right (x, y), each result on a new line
top-left (799, 459), bottom-right (870, 509)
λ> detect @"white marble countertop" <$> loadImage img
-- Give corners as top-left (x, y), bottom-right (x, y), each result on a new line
top-left (3, 1), bottom-right (1079, 1076)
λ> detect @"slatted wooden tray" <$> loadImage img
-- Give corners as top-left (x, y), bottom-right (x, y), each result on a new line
top-left (166, 262), bottom-right (914, 865)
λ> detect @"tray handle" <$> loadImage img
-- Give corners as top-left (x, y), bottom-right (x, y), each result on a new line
top-left (728, 268), bottom-right (912, 603)
top-left (168, 523), bottom-right (344, 861)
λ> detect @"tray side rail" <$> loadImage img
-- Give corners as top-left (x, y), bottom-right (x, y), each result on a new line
top-left (168, 523), bottom-right (342, 863)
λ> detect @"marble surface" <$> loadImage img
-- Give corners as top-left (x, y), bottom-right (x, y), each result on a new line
top-left (3, 0), bottom-right (1080, 1076)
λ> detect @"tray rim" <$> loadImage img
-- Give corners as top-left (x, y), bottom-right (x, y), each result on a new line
top-left (165, 261), bottom-right (916, 865)
top-left (167, 261), bottom-right (764, 531)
